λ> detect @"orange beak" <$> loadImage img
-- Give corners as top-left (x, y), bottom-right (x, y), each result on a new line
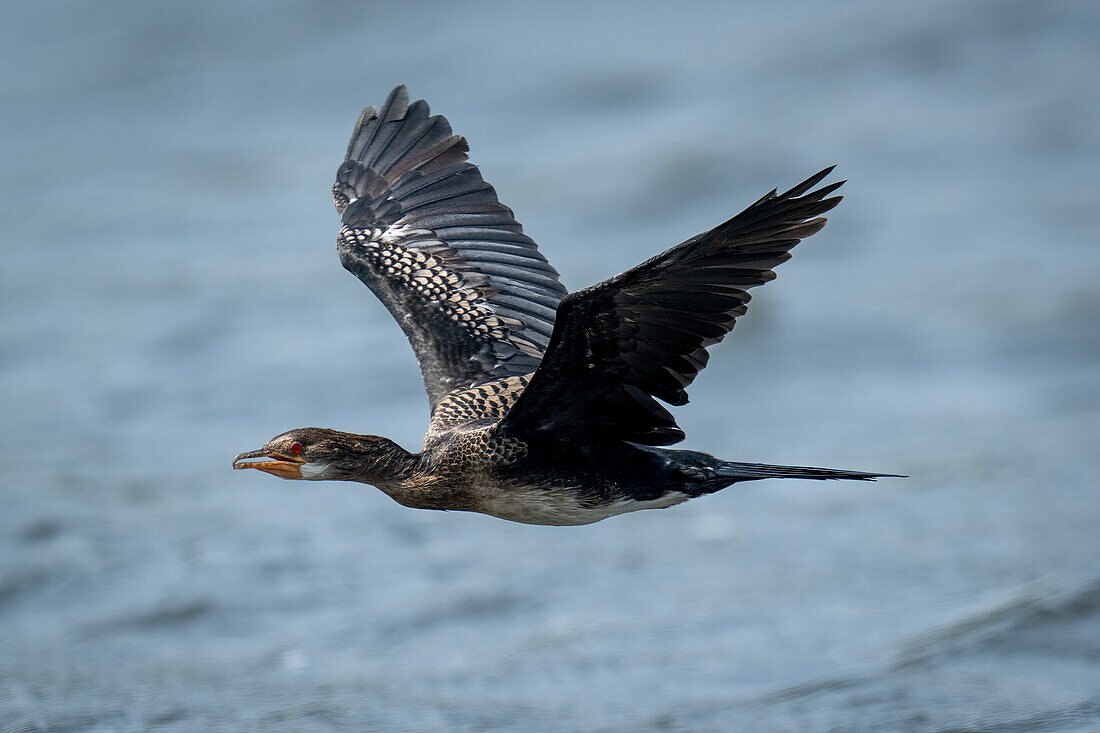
top-left (232, 449), bottom-right (305, 479)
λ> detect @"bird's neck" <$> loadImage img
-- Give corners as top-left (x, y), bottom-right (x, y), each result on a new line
top-left (334, 433), bottom-right (478, 512)
top-left (353, 436), bottom-right (479, 512)
top-left (335, 434), bottom-right (421, 489)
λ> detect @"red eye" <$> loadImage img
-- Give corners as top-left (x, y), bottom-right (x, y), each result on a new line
top-left (291, 442), bottom-right (302, 455)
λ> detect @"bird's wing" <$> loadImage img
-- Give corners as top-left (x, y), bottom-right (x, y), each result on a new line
top-left (334, 86), bottom-right (567, 412)
top-left (499, 168), bottom-right (843, 446)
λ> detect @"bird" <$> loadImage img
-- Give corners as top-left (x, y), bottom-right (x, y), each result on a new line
top-left (233, 85), bottom-right (901, 525)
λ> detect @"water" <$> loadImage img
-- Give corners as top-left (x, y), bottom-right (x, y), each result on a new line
top-left (2, 0), bottom-right (1098, 730)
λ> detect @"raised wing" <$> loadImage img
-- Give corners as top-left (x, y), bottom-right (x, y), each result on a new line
top-left (334, 86), bottom-right (567, 412)
top-left (499, 168), bottom-right (843, 446)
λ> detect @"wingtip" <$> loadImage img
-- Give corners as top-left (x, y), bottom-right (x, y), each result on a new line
top-left (354, 104), bottom-right (377, 126)
top-left (782, 165), bottom-right (840, 198)
top-left (387, 84), bottom-right (410, 103)
top-left (357, 85), bottom-right (411, 125)
top-left (380, 85), bottom-right (410, 120)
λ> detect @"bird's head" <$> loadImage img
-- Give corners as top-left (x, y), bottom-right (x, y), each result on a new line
top-left (232, 428), bottom-right (413, 483)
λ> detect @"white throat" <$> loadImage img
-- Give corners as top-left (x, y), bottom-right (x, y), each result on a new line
top-left (299, 462), bottom-right (332, 480)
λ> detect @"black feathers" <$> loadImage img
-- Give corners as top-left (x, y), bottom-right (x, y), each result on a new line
top-left (500, 168), bottom-right (844, 446)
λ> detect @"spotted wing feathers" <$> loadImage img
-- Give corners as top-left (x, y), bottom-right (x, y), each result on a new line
top-left (426, 374), bottom-right (532, 439)
top-left (334, 86), bottom-right (567, 412)
top-left (500, 168), bottom-right (843, 446)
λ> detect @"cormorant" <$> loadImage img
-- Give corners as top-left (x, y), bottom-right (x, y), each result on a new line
top-left (233, 85), bottom-right (901, 525)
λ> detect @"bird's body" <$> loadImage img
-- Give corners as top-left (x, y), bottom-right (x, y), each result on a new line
top-left (234, 86), bottom-right (901, 524)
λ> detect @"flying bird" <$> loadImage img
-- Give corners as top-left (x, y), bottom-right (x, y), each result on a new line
top-left (233, 85), bottom-right (900, 525)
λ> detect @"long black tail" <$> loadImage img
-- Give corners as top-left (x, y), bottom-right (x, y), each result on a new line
top-left (715, 461), bottom-right (904, 483)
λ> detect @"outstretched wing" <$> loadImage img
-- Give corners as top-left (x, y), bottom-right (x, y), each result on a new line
top-left (499, 168), bottom-right (843, 446)
top-left (334, 86), bottom-right (567, 412)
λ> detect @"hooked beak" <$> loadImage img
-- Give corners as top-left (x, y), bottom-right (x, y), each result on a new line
top-left (232, 449), bottom-right (305, 479)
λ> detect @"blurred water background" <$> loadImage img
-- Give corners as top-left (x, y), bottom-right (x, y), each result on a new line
top-left (2, 0), bottom-right (1099, 731)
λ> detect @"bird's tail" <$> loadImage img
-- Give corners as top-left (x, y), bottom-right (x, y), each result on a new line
top-left (715, 461), bottom-right (904, 484)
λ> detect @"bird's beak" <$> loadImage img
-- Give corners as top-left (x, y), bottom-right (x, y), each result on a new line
top-left (232, 449), bottom-right (305, 479)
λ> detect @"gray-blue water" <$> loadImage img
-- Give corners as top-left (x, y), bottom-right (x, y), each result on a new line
top-left (3, 1), bottom-right (1099, 730)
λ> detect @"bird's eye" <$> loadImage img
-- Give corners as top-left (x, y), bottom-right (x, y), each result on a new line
top-left (291, 442), bottom-right (303, 455)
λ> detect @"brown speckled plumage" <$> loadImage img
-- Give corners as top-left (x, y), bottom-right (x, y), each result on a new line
top-left (427, 375), bottom-right (532, 438)
top-left (233, 86), bottom-right (902, 525)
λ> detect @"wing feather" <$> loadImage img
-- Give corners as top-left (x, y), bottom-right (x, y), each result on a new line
top-left (499, 168), bottom-right (843, 446)
top-left (333, 86), bottom-right (567, 413)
